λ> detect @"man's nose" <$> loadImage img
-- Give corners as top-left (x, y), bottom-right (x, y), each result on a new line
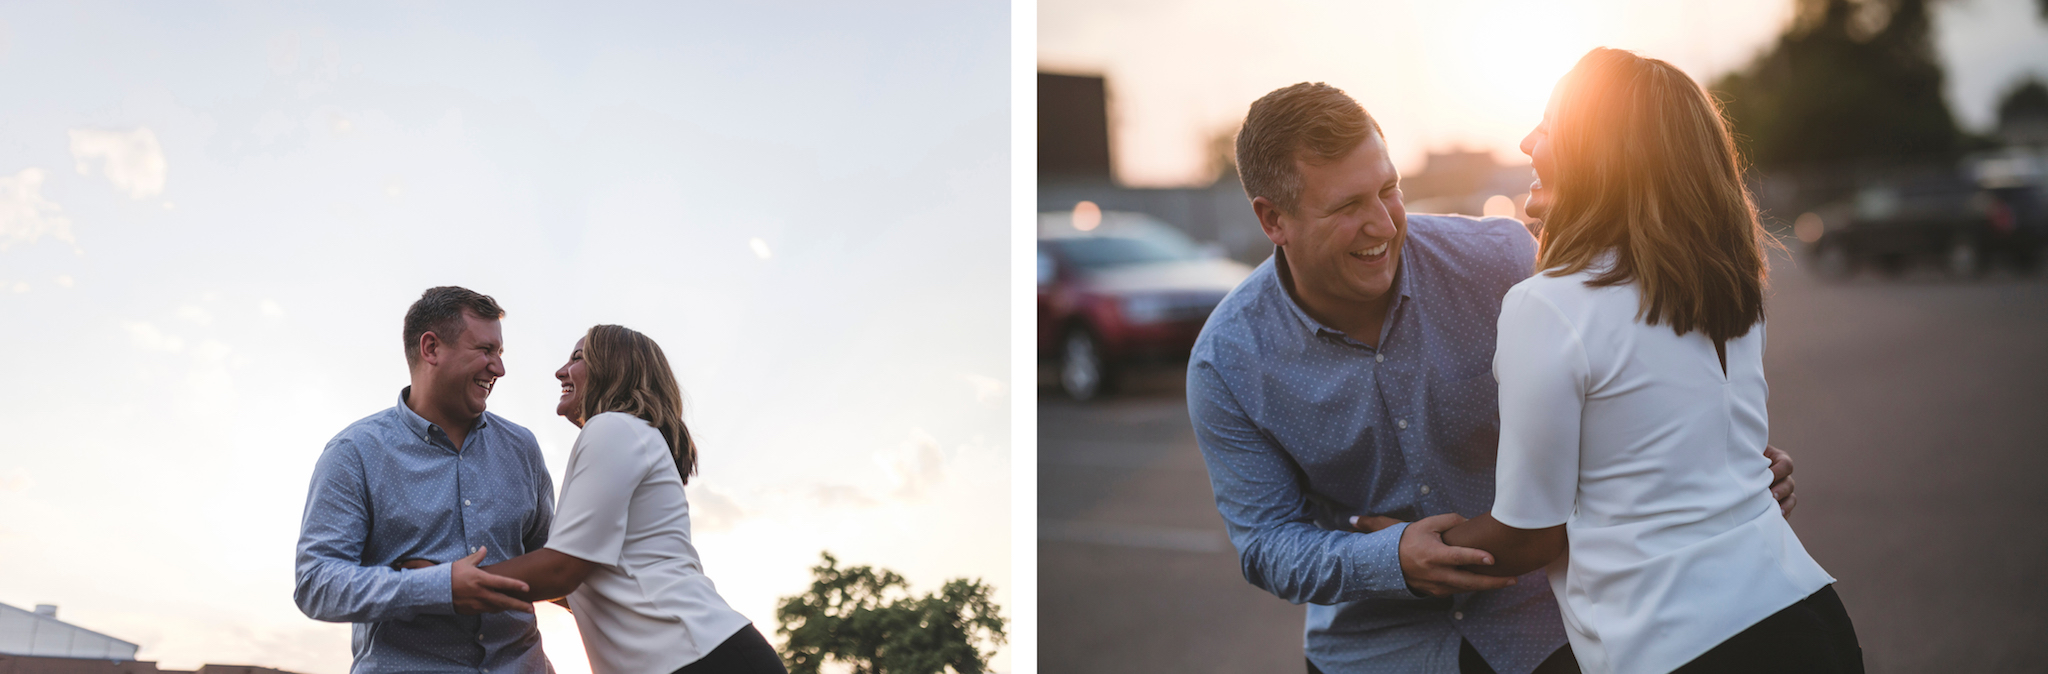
top-left (1365, 202), bottom-right (1397, 237)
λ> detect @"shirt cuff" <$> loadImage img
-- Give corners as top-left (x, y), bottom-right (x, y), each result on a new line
top-left (408, 562), bottom-right (457, 616)
top-left (1351, 521), bottom-right (1422, 600)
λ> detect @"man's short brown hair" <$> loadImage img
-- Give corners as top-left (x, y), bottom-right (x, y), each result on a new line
top-left (1235, 82), bottom-right (1385, 213)
top-left (403, 286), bottom-right (505, 368)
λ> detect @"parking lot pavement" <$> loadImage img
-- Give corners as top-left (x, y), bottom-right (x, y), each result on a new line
top-left (1038, 251), bottom-right (2048, 674)
top-left (1039, 387), bottom-right (1306, 673)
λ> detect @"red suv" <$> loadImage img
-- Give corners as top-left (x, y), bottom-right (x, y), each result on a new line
top-left (1038, 211), bottom-right (1253, 400)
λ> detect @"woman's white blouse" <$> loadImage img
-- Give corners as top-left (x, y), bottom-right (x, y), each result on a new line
top-left (546, 412), bottom-right (751, 674)
top-left (1489, 263), bottom-right (1833, 674)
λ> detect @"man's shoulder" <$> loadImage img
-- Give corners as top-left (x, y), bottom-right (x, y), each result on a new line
top-left (482, 412), bottom-right (551, 469)
top-left (324, 407), bottom-right (407, 455)
top-left (1405, 213), bottom-right (1538, 270)
top-left (1193, 255), bottom-right (1282, 367)
top-left (482, 411), bottom-right (541, 446)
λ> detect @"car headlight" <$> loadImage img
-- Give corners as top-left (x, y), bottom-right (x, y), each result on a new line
top-left (1121, 295), bottom-right (1171, 324)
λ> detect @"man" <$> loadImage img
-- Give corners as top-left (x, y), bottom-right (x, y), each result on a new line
top-left (1187, 83), bottom-right (1798, 674)
top-left (295, 286), bottom-right (557, 673)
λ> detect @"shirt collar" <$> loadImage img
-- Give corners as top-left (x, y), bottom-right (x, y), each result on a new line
top-left (1268, 244), bottom-right (1415, 342)
top-left (395, 386), bottom-right (489, 447)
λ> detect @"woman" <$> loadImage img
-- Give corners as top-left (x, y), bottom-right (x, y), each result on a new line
top-left (1438, 49), bottom-right (1863, 674)
top-left (471, 325), bottom-right (784, 674)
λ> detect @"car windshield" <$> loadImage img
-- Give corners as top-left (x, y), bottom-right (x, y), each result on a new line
top-left (1053, 236), bottom-right (1198, 270)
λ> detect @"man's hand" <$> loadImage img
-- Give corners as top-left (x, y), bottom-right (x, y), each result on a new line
top-left (1394, 513), bottom-right (1518, 598)
top-left (1766, 444), bottom-right (1797, 519)
top-left (451, 547), bottom-right (534, 615)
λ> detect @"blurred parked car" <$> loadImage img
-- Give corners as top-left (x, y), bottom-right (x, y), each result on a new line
top-left (1038, 210), bottom-right (1254, 400)
top-left (1803, 153), bottom-right (2046, 278)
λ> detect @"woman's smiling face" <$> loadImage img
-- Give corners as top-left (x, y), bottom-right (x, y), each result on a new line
top-left (1520, 82), bottom-right (1564, 221)
top-left (555, 337), bottom-right (588, 424)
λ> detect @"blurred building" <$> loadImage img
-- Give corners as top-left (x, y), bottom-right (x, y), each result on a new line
top-left (1397, 149), bottom-right (1538, 222)
top-left (0, 604), bottom-right (297, 674)
top-left (1039, 72), bottom-right (1114, 181)
top-left (0, 604), bottom-right (135, 661)
top-left (1037, 71), bottom-right (1539, 264)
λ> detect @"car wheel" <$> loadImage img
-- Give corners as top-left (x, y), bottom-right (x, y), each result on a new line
top-left (1060, 328), bottom-right (1106, 401)
top-left (1946, 235), bottom-right (1982, 279)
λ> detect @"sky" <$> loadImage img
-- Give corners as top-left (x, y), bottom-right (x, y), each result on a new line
top-left (0, 3), bottom-right (1010, 674)
top-left (1039, 0), bottom-right (2048, 186)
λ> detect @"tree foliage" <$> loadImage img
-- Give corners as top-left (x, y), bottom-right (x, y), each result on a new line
top-left (775, 552), bottom-right (1007, 674)
top-left (1711, 0), bottom-right (1964, 169)
top-left (1998, 78), bottom-right (2048, 131)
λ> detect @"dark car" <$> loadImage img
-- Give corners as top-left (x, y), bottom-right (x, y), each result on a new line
top-left (1038, 211), bottom-right (1253, 400)
top-left (1803, 154), bottom-right (2046, 278)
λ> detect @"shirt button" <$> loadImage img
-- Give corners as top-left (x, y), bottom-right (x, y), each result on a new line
top-left (1375, 353), bottom-right (1386, 363)
top-left (464, 499), bottom-right (472, 506)
top-left (1420, 485), bottom-right (1432, 495)
top-left (1397, 418), bottom-right (1408, 429)
top-left (1454, 611), bottom-right (1464, 620)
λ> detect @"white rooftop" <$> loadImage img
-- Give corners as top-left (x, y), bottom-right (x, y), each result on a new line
top-left (0, 602), bottom-right (140, 661)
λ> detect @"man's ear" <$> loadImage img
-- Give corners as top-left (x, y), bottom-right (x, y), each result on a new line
top-left (1252, 196), bottom-right (1289, 248)
top-left (418, 331), bottom-right (444, 368)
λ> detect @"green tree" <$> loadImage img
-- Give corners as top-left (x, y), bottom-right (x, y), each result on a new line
top-left (1998, 79), bottom-right (2048, 129)
top-left (775, 552), bottom-right (1007, 674)
top-left (1712, 0), bottom-right (1964, 169)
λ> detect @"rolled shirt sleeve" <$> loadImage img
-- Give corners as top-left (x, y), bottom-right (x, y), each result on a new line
top-left (293, 439), bottom-right (455, 623)
top-left (1188, 360), bottom-right (1416, 603)
top-left (543, 413), bottom-right (647, 567)
top-left (1489, 284), bottom-right (1588, 530)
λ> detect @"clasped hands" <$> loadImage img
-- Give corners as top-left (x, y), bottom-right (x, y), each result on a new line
top-left (1348, 445), bottom-right (1798, 598)
top-left (392, 546), bottom-right (534, 615)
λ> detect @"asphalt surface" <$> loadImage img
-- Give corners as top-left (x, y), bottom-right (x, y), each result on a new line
top-left (1037, 250), bottom-right (2048, 673)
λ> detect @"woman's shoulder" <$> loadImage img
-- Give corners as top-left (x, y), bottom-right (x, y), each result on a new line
top-left (578, 412), bottom-right (664, 449)
top-left (1515, 255), bottom-right (1632, 307)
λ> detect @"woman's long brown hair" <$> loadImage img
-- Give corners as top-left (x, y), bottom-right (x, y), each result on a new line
top-left (1538, 48), bottom-right (1774, 348)
top-left (578, 324), bottom-right (698, 484)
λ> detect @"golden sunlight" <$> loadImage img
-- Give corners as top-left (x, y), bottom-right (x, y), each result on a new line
top-left (1431, 2), bottom-right (1595, 160)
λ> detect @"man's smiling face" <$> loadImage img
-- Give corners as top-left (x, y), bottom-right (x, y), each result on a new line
top-left (434, 311), bottom-right (505, 421)
top-left (1278, 132), bottom-right (1407, 309)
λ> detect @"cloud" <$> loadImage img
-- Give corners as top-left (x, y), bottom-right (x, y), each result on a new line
top-left (961, 372), bottom-right (1005, 405)
top-left (266, 31), bottom-right (299, 75)
top-left (122, 321), bottom-right (185, 353)
top-left (0, 168), bottom-right (75, 251)
top-left (807, 483), bottom-right (878, 509)
top-left (185, 339), bottom-right (238, 412)
top-left (70, 128), bottom-right (168, 199)
top-left (878, 427), bottom-right (948, 501)
top-left (748, 237), bottom-right (772, 260)
top-left (687, 484), bottom-right (747, 533)
top-left (55, 275), bottom-right (73, 288)
top-left (0, 467), bottom-right (29, 492)
top-left (177, 304), bottom-right (213, 326)
top-left (260, 299), bottom-right (285, 318)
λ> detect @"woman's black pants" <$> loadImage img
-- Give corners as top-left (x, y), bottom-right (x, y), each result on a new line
top-left (672, 624), bottom-right (788, 674)
top-left (1675, 584), bottom-right (1864, 674)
